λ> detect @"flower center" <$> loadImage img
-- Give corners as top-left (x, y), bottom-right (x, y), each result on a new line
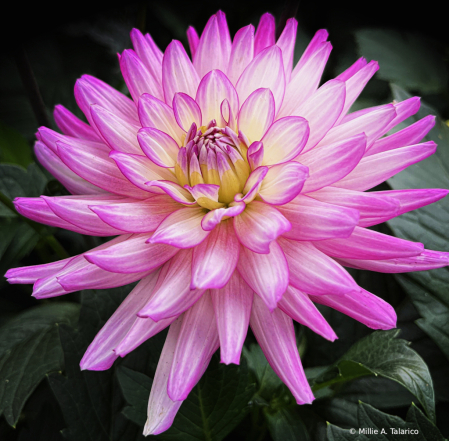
top-left (175, 120), bottom-right (250, 207)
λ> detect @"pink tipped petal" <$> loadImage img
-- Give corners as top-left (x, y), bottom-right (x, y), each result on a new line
top-left (238, 166), bottom-right (268, 204)
top-left (201, 201), bottom-right (245, 231)
top-left (298, 133), bottom-right (367, 193)
top-left (53, 104), bottom-right (101, 142)
top-left (120, 49), bottom-right (163, 102)
top-left (279, 42), bottom-right (332, 118)
top-left (150, 207), bottom-right (209, 248)
top-left (42, 195), bottom-right (126, 236)
top-left (167, 293), bottom-right (219, 401)
top-left (261, 116), bottom-right (309, 165)
top-left (335, 57), bottom-right (367, 81)
top-left (191, 220), bottom-right (239, 289)
top-left (337, 60), bottom-right (379, 123)
top-left (227, 25), bottom-right (255, 85)
top-left (318, 104), bottom-right (396, 149)
top-left (144, 317), bottom-right (183, 436)
top-left (138, 94), bottom-right (184, 145)
top-left (254, 13), bottom-right (275, 55)
top-left (247, 141), bottom-right (264, 170)
top-left (90, 195), bottom-right (181, 233)
top-left (236, 46), bottom-right (285, 113)
top-left (187, 26), bottom-right (200, 57)
top-left (14, 197), bottom-right (93, 235)
top-left (384, 96), bottom-right (421, 134)
top-left (368, 115), bottom-right (435, 156)
top-left (276, 18), bottom-right (298, 82)
top-left (138, 128), bottom-right (179, 168)
top-left (278, 286), bottom-right (337, 341)
top-left (307, 187), bottom-right (400, 228)
top-left (34, 141), bottom-right (106, 195)
top-left (237, 241), bottom-right (289, 311)
top-left (333, 141), bottom-right (437, 191)
top-left (310, 288), bottom-right (397, 330)
top-left (162, 40), bottom-right (200, 105)
top-left (74, 75), bottom-right (138, 127)
top-left (130, 28), bottom-right (163, 88)
top-left (173, 92), bottom-right (202, 131)
top-left (238, 88), bottom-right (275, 143)
top-left (109, 151), bottom-right (175, 194)
top-left (90, 104), bottom-right (142, 155)
top-left (6, 258), bottom-right (72, 285)
top-left (259, 162), bottom-right (309, 205)
top-left (186, 183), bottom-right (220, 204)
top-left (85, 233), bottom-right (178, 273)
top-left (80, 270), bottom-right (160, 371)
top-left (145, 180), bottom-right (196, 205)
top-left (211, 272), bottom-right (253, 364)
top-left (295, 29), bottom-right (329, 72)
top-left (195, 70), bottom-right (239, 128)
top-left (278, 195), bottom-right (359, 241)
top-left (337, 249), bottom-right (449, 273)
top-left (279, 237), bottom-right (358, 296)
top-left (193, 13), bottom-right (231, 78)
top-left (250, 296), bottom-right (314, 404)
top-left (233, 201), bottom-right (291, 254)
top-left (293, 79), bottom-right (346, 152)
top-left (314, 226), bottom-right (424, 260)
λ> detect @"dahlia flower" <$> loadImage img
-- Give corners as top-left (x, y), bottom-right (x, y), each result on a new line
top-left (5, 10), bottom-right (449, 435)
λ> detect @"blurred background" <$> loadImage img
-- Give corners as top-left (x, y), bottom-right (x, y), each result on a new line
top-left (0, 1), bottom-right (448, 440)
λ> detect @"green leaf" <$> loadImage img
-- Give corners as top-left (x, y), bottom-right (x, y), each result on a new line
top-left (312, 330), bottom-right (435, 422)
top-left (326, 402), bottom-right (445, 441)
top-left (264, 407), bottom-right (311, 441)
top-left (355, 30), bottom-right (448, 94)
top-left (0, 302), bottom-right (79, 426)
top-left (0, 121), bottom-right (33, 167)
top-left (0, 163), bottom-right (48, 200)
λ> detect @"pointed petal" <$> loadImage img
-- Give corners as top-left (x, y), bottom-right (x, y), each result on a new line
top-left (250, 296), bottom-right (314, 404)
top-left (201, 201), bottom-right (245, 231)
top-left (335, 57), bottom-right (367, 81)
top-left (294, 29), bottom-right (328, 72)
top-left (6, 258), bottom-right (72, 285)
top-left (173, 92), bottom-right (202, 131)
top-left (227, 25), bottom-right (255, 85)
top-left (187, 26), bottom-right (200, 57)
top-left (138, 127), bottom-right (179, 168)
top-left (276, 18), bottom-right (298, 82)
top-left (254, 13), bottom-right (275, 55)
top-left (145, 180), bottom-right (196, 205)
top-left (237, 241), bottom-right (289, 311)
top-left (53, 104), bottom-right (101, 141)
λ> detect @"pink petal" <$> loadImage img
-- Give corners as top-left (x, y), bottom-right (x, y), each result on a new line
top-left (234, 201), bottom-right (291, 254)
top-left (149, 207), bottom-right (209, 248)
top-left (53, 104), bottom-right (101, 142)
top-left (237, 241), bottom-right (289, 311)
top-left (254, 13), bottom-right (275, 55)
top-left (278, 286), bottom-right (337, 341)
top-left (279, 237), bottom-right (358, 295)
top-left (278, 195), bottom-right (359, 241)
top-left (294, 29), bottom-right (328, 72)
top-left (193, 13), bottom-right (231, 78)
top-left (238, 88), bottom-right (275, 143)
top-left (250, 296), bottom-right (314, 404)
top-left (85, 233), bottom-right (179, 273)
top-left (368, 115), bottom-right (436, 156)
top-left (247, 141), bottom-right (264, 170)
top-left (333, 141), bottom-right (437, 191)
top-left (172, 92), bottom-right (202, 131)
top-left (6, 258), bottom-right (72, 285)
top-left (138, 93), bottom-right (184, 144)
top-left (211, 272), bottom-right (253, 364)
top-left (80, 270), bottom-right (160, 371)
top-left (279, 42), bottom-right (332, 118)
top-left (237, 167), bottom-right (268, 204)
top-left (298, 133), bottom-right (367, 193)
top-left (145, 180), bottom-right (196, 205)
top-left (335, 57), bottom-right (367, 81)
top-left (201, 201), bottom-right (246, 231)
top-left (259, 162), bottom-right (309, 205)
top-left (195, 70), bottom-right (239, 127)
top-left (314, 226), bottom-right (424, 260)
top-left (90, 104), bottom-right (142, 154)
top-left (236, 46), bottom-right (285, 114)
top-left (143, 317), bottom-right (183, 436)
top-left (89, 195), bottom-right (181, 233)
top-left (276, 18), bottom-right (298, 82)
top-left (261, 116), bottom-right (309, 165)
top-left (292, 79), bottom-right (346, 152)
top-left (120, 49), bottom-right (163, 102)
top-left (227, 25), bottom-right (255, 85)
top-left (191, 220), bottom-right (239, 289)
top-left (167, 293), bottom-right (219, 401)
top-left (310, 288), bottom-right (397, 330)
top-left (162, 40), bottom-right (200, 105)
top-left (187, 26), bottom-right (200, 57)
top-left (138, 127), bottom-right (179, 168)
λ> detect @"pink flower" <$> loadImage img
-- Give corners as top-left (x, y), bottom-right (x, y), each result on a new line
top-left (5, 11), bottom-right (449, 435)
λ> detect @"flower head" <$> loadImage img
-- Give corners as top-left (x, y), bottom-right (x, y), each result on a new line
top-left (5, 10), bottom-right (449, 435)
